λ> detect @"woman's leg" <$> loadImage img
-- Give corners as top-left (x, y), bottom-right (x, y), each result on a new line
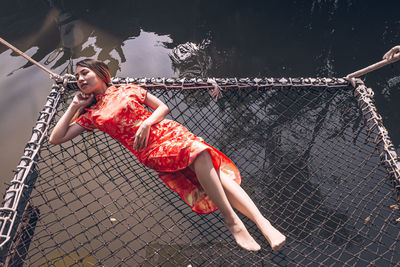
top-left (219, 173), bottom-right (286, 251)
top-left (192, 151), bottom-right (261, 251)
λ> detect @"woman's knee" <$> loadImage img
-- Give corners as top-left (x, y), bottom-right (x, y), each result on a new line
top-left (193, 150), bottom-right (212, 167)
top-left (198, 150), bottom-right (212, 161)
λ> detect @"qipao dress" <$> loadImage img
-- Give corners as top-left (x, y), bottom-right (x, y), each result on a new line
top-left (76, 84), bottom-right (241, 214)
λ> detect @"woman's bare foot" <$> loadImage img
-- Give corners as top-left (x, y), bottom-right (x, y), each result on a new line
top-left (257, 219), bottom-right (286, 251)
top-left (226, 220), bottom-right (261, 251)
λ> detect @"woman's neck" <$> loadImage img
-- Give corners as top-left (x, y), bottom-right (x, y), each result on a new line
top-left (94, 83), bottom-right (109, 96)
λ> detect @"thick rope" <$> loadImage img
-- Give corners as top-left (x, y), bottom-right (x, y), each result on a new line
top-left (0, 37), bottom-right (63, 82)
top-left (346, 52), bottom-right (400, 86)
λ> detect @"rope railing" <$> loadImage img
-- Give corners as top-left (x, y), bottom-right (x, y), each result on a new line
top-left (346, 53), bottom-right (400, 79)
top-left (0, 83), bottom-right (64, 252)
top-left (64, 77), bottom-right (352, 97)
top-left (345, 50), bottom-right (400, 86)
top-left (354, 83), bottom-right (400, 202)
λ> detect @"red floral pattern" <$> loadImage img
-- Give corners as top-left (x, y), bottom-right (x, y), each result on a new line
top-left (76, 84), bottom-right (241, 213)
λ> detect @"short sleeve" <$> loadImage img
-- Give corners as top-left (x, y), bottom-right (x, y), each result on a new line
top-left (75, 110), bottom-right (95, 131)
top-left (124, 84), bottom-right (147, 103)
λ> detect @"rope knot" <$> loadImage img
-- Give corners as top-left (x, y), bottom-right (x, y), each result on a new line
top-left (207, 78), bottom-right (223, 100)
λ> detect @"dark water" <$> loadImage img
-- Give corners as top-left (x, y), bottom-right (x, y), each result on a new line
top-left (0, 0), bottom-right (400, 192)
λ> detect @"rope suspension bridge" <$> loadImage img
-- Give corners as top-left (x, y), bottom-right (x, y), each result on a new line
top-left (0, 38), bottom-right (399, 266)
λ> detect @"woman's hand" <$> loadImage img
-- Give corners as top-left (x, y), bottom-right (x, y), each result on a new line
top-left (133, 120), bottom-right (151, 151)
top-left (71, 92), bottom-right (94, 108)
top-left (132, 91), bottom-right (169, 151)
top-left (383, 45), bottom-right (400, 60)
top-left (49, 92), bottom-right (91, 144)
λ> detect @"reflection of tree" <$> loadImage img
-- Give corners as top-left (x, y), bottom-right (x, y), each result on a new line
top-left (0, 7), bottom-right (61, 74)
top-left (170, 40), bottom-right (212, 78)
top-left (169, 39), bottom-right (234, 78)
top-left (0, 2), bottom-right (142, 77)
top-left (213, 87), bottom-right (363, 246)
top-left (2, 0), bottom-right (400, 78)
top-left (46, 11), bottom-right (96, 74)
top-left (44, 6), bottom-right (141, 76)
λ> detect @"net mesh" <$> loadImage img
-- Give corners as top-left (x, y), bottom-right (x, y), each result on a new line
top-left (1, 78), bottom-right (399, 266)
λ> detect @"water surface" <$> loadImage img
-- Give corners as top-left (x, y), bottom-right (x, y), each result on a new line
top-left (0, 0), bottom-right (399, 191)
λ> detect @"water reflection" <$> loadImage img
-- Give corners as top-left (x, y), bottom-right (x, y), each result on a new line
top-left (2, 1), bottom-right (400, 77)
top-left (46, 11), bottom-right (94, 74)
top-left (40, 8), bottom-right (175, 77)
top-left (170, 39), bottom-right (221, 78)
top-left (1, 0), bottom-right (400, 213)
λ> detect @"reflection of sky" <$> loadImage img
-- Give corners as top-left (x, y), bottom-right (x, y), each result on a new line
top-left (1, 1), bottom-right (400, 190)
top-left (60, 28), bottom-right (175, 77)
top-left (0, 47), bottom-right (55, 181)
top-left (117, 30), bottom-right (175, 78)
top-left (72, 30), bottom-right (175, 77)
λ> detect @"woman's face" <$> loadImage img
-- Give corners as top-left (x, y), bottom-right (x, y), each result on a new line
top-left (75, 66), bottom-right (105, 94)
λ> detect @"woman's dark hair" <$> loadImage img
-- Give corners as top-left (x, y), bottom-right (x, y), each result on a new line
top-left (70, 59), bottom-right (111, 124)
top-left (76, 59), bottom-right (111, 85)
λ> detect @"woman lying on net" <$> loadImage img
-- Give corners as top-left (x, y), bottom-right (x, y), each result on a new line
top-left (49, 59), bottom-right (286, 252)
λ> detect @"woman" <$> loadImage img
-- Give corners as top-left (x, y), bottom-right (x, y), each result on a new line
top-left (49, 59), bottom-right (286, 252)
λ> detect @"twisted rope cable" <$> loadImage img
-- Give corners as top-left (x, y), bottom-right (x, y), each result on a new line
top-left (0, 37), bottom-right (58, 80)
top-left (346, 52), bottom-right (400, 86)
top-left (0, 83), bottom-right (64, 250)
top-left (354, 82), bottom-right (400, 205)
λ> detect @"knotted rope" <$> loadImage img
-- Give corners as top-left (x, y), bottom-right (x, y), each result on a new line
top-left (346, 50), bottom-right (400, 86)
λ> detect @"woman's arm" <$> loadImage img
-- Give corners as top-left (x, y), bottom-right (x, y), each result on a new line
top-left (49, 93), bottom-right (93, 144)
top-left (133, 92), bottom-right (169, 151)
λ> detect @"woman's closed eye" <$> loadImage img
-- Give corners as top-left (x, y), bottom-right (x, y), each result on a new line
top-left (75, 71), bottom-right (88, 79)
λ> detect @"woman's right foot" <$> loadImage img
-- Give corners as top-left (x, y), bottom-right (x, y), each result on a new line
top-left (257, 219), bottom-right (286, 251)
top-left (226, 220), bottom-right (261, 251)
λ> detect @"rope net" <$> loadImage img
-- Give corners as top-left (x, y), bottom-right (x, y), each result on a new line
top-left (0, 77), bottom-right (399, 266)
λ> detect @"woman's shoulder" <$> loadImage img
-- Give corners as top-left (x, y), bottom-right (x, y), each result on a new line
top-left (113, 83), bottom-right (142, 89)
top-left (108, 83), bottom-right (143, 93)
top-left (115, 83), bottom-right (147, 95)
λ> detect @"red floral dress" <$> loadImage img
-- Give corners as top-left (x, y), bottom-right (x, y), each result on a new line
top-left (76, 84), bottom-right (241, 214)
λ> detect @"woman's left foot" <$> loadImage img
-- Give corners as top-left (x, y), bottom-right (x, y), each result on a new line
top-left (226, 220), bottom-right (261, 251)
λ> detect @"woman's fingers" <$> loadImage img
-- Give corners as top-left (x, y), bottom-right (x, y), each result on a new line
top-left (75, 92), bottom-right (88, 102)
top-left (143, 134), bottom-right (149, 149)
top-left (133, 133), bottom-right (139, 150)
top-left (134, 129), bottom-right (150, 151)
top-left (138, 134), bottom-right (147, 151)
top-left (86, 94), bottom-right (94, 103)
top-left (79, 93), bottom-right (94, 105)
top-left (134, 133), bottom-right (143, 151)
top-left (138, 135), bottom-right (142, 151)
